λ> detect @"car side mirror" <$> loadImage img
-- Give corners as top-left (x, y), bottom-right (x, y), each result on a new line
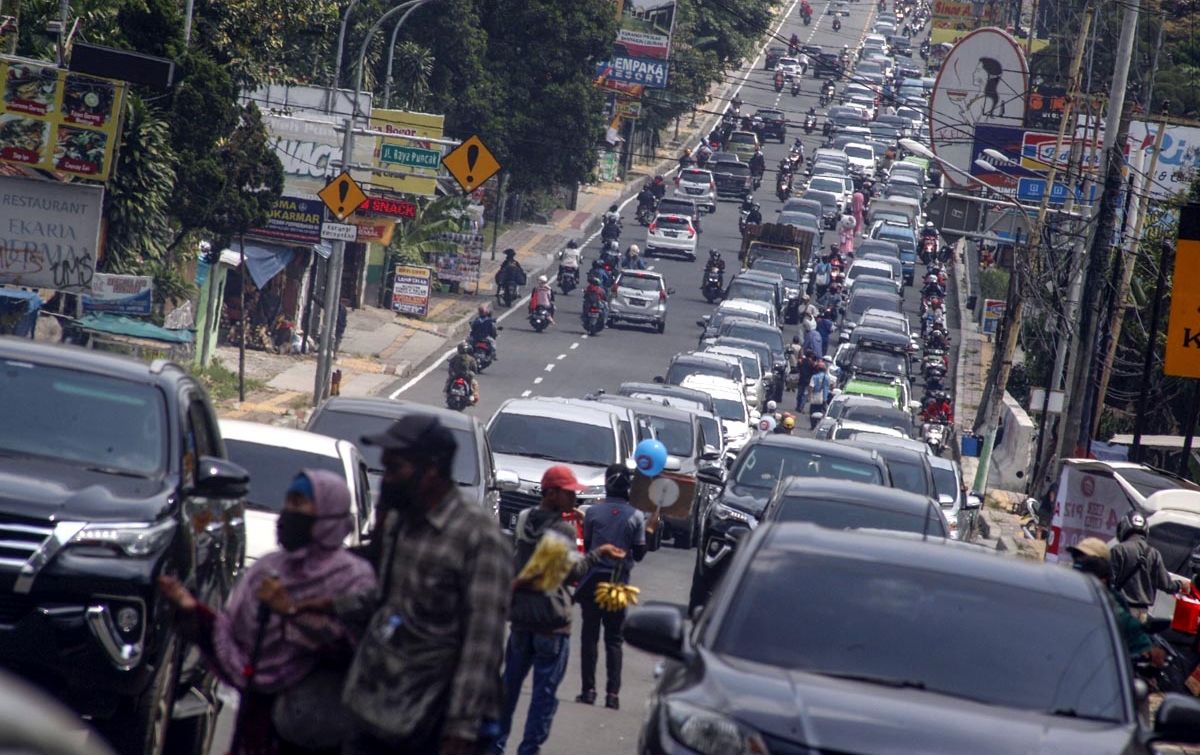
top-left (937, 493), bottom-right (954, 508)
top-left (727, 525), bottom-right (752, 544)
top-left (965, 494), bottom-right (983, 509)
top-left (624, 604), bottom-right (690, 661)
top-left (653, 375), bottom-right (665, 384)
top-left (664, 455), bottom-right (683, 472)
top-left (667, 288), bottom-right (676, 296)
top-left (493, 469), bottom-right (521, 492)
top-left (696, 465), bottom-right (726, 487)
top-left (194, 456), bottom-right (250, 498)
top-left (700, 445), bottom-right (721, 462)
top-left (1154, 694), bottom-right (1200, 744)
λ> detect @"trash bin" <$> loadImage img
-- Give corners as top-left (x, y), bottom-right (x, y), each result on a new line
top-left (961, 434), bottom-right (982, 457)
top-left (966, 294), bottom-right (978, 310)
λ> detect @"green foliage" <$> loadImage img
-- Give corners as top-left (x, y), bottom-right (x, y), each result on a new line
top-left (102, 94), bottom-right (175, 272)
top-left (1006, 362), bottom-right (1031, 405)
top-left (383, 41), bottom-right (434, 111)
top-left (979, 268), bottom-right (1010, 301)
top-left (190, 358), bottom-right (265, 401)
top-left (190, 0), bottom-right (340, 88)
top-left (386, 195), bottom-right (471, 267)
top-left (116, 0), bottom-right (182, 59)
top-left (206, 104), bottom-right (285, 241)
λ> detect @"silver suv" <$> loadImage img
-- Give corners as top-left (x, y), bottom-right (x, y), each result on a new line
top-left (608, 269), bottom-right (673, 333)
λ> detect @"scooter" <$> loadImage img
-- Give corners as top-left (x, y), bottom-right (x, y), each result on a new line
top-left (582, 304), bottom-right (606, 336)
top-left (804, 114), bottom-right (817, 133)
top-left (446, 377), bottom-right (472, 411)
top-left (472, 337), bottom-right (496, 372)
top-left (832, 17), bottom-right (841, 31)
top-left (601, 218), bottom-right (621, 245)
top-left (921, 421), bottom-right (949, 456)
top-left (803, 11), bottom-right (811, 24)
top-left (498, 282), bottom-right (520, 308)
top-left (636, 204), bottom-right (656, 227)
top-left (774, 75), bottom-right (785, 93)
top-left (791, 79), bottom-right (801, 96)
top-left (529, 305), bottom-right (552, 333)
top-left (819, 89), bottom-right (833, 107)
top-left (702, 268), bottom-right (724, 303)
top-left (558, 266), bottom-right (578, 295)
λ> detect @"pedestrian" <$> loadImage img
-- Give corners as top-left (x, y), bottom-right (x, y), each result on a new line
top-left (1110, 513), bottom-right (1189, 622)
top-left (851, 190), bottom-right (865, 235)
top-left (1067, 538), bottom-right (1167, 668)
top-left (157, 470), bottom-right (377, 755)
top-left (807, 360), bottom-right (833, 429)
top-left (494, 466), bottom-right (627, 755)
top-left (803, 323), bottom-right (823, 358)
top-left (794, 349), bottom-right (818, 412)
top-left (575, 463), bottom-right (660, 711)
top-left (290, 415), bottom-right (513, 755)
top-left (815, 311), bottom-right (833, 355)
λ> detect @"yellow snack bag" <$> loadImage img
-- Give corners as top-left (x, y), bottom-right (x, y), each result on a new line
top-left (517, 528), bottom-right (580, 592)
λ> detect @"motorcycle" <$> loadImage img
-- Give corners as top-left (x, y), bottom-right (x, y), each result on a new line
top-left (582, 304), bottom-right (606, 336)
top-left (472, 338), bottom-right (495, 372)
top-left (498, 282), bottom-right (520, 308)
top-left (819, 88), bottom-right (833, 107)
top-left (446, 377), bottom-right (472, 411)
top-left (921, 421), bottom-right (949, 456)
top-left (802, 10), bottom-right (811, 24)
top-left (636, 203), bottom-right (656, 227)
top-left (529, 304), bottom-right (552, 333)
top-left (774, 75), bottom-right (785, 92)
top-left (920, 238), bottom-right (938, 264)
top-left (702, 268), bottom-right (724, 303)
top-left (791, 79), bottom-right (801, 97)
top-left (804, 114), bottom-right (817, 133)
top-left (776, 174), bottom-right (792, 201)
top-left (558, 266), bottom-right (578, 295)
top-left (832, 16), bottom-right (841, 31)
top-left (601, 218), bottom-right (621, 244)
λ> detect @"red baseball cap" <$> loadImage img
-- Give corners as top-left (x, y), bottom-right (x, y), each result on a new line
top-left (541, 465), bottom-right (587, 492)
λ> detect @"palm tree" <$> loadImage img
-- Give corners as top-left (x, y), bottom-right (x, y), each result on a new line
top-left (381, 195), bottom-right (472, 304)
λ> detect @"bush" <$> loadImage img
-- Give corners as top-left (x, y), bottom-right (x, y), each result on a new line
top-left (979, 268), bottom-right (1010, 301)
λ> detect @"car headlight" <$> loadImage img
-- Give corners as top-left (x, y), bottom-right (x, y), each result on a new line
top-left (581, 485), bottom-right (607, 499)
top-left (666, 700), bottom-right (769, 755)
top-left (68, 520), bottom-right (177, 557)
top-left (713, 503), bottom-right (757, 527)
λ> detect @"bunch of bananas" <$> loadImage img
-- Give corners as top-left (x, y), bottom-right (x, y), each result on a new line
top-left (594, 581), bottom-right (640, 611)
top-left (516, 531), bottom-right (576, 592)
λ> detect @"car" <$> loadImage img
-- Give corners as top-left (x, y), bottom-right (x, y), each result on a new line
top-left (0, 338), bottom-right (250, 755)
top-left (673, 168), bottom-right (717, 212)
top-left (709, 336), bottom-right (778, 399)
top-left (870, 220), bottom-right (918, 282)
top-left (629, 521), bottom-right (1200, 755)
top-left (762, 478), bottom-right (949, 536)
top-left (753, 108), bottom-right (787, 143)
top-left (487, 398), bottom-right (628, 531)
top-left (777, 210), bottom-right (823, 239)
top-left (688, 349), bottom-right (764, 410)
top-left (688, 437), bottom-right (889, 607)
top-left (764, 46), bottom-right (787, 69)
top-left (813, 50), bottom-right (843, 77)
top-left (698, 300), bottom-right (778, 340)
top-left (726, 130), bottom-right (760, 162)
top-left (929, 454), bottom-right (982, 540)
top-left (679, 374), bottom-right (758, 459)
top-left (815, 396), bottom-right (914, 439)
top-left (850, 325), bottom-right (916, 362)
top-left (733, 269), bottom-right (786, 314)
top-left (805, 175), bottom-right (852, 212)
top-left (645, 213), bottom-right (698, 261)
top-left (709, 159), bottom-right (754, 199)
top-left (844, 344), bottom-right (912, 389)
top-left (846, 258), bottom-right (902, 297)
top-left (827, 0), bottom-right (850, 14)
top-left (702, 344), bottom-right (770, 410)
top-left (219, 419), bottom-right (373, 561)
top-left (663, 352), bottom-right (744, 387)
top-left (617, 383), bottom-right (726, 461)
top-left (746, 258), bottom-right (803, 321)
top-left (800, 189), bottom-right (841, 229)
top-left (708, 150), bottom-right (739, 165)
top-left (655, 196), bottom-right (701, 227)
top-left (723, 276), bottom-right (780, 317)
top-left (861, 253), bottom-right (904, 287)
top-left (305, 396), bottom-right (508, 517)
top-left (711, 318), bottom-right (786, 369)
top-left (800, 43), bottom-right (823, 58)
top-left (884, 179), bottom-right (925, 203)
top-left (839, 438), bottom-right (939, 503)
top-left (843, 141), bottom-right (878, 176)
top-left (774, 57), bottom-right (802, 78)
top-left (826, 418), bottom-right (911, 442)
top-left (608, 269), bottom-right (672, 333)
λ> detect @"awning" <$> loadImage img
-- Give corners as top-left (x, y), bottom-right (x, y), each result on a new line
top-left (241, 241), bottom-right (295, 288)
top-left (76, 313), bottom-right (194, 344)
top-left (0, 288), bottom-right (43, 313)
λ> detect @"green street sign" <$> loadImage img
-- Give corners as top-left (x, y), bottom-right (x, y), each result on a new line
top-left (379, 143), bottom-right (442, 169)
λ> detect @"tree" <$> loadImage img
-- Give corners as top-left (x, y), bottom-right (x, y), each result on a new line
top-left (102, 94), bottom-right (176, 273)
top-left (385, 195), bottom-right (469, 267)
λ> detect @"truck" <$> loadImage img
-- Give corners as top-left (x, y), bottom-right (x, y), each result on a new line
top-left (739, 222), bottom-right (816, 271)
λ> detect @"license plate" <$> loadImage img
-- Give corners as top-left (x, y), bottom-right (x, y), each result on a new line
top-left (664, 231), bottom-right (678, 237)
top-left (685, 187), bottom-right (703, 194)
top-left (504, 512), bottom-right (517, 529)
top-left (629, 297), bottom-right (648, 306)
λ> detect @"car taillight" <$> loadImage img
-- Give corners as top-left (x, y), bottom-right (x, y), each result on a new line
top-left (688, 227), bottom-right (696, 238)
top-left (660, 289), bottom-right (667, 302)
top-left (675, 176), bottom-right (681, 185)
top-left (710, 182), bottom-right (716, 191)
top-left (649, 221), bottom-right (657, 232)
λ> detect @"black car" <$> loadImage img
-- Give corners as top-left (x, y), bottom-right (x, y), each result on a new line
top-left (813, 50), bottom-right (843, 78)
top-left (839, 439), bottom-right (938, 502)
top-left (753, 108), bottom-right (787, 143)
top-left (747, 258), bottom-right (803, 322)
top-left (661, 353), bottom-right (742, 387)
top-left (709, 159), bottom-right (753, 199)
top-left (688, 436), bottom-right (889, 608)
top-left (764, 46), bottom-right (787, 70)
top-left (629, 523), bottom-right (1200, 755)
top-left (762, 478), bottom-right (948, 535)
top-left (0, 338), bottom-right (250, 755)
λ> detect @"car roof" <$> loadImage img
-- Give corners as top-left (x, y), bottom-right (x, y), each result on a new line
top-left (775, 478), bottom-right (933, 513)
top-left (717, 299), bottom-right (773, 314)
top-left (849, 259), bottom-right (895, 272)
top-left (490, 398), bottom-right (616, 427)
top-left (738, 269), bottom-right (784, 283)
top-left (219, 418), bottom-right (347, 456)
top-left (0, 336), bottom-right (192, 384)
top-left (712, 336), bottom-right (773, 357)
top-left (680, 168), bottom-right (713, 179)
top-left (842, 432), bottom-right (932, 455)
top-left (832, 420), bottom-right (908, 439)
top-left (748, 433), bottom-right (885, 462)
top-left (618, 381), bottom-right (716, 410)
top-left (616, 269), bottom-right (664, 282)
top-left (311, 396), bottom-right (480, 433)
top-left (679, 374), bottom-right (746, 398)
top-left (589, 394), bottom-right (699, 422)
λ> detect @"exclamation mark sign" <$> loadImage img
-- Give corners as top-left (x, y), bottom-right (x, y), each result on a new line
top-left (337, 179), bottom-right (349, 217)
top-left (466, 144), bottom-right (479, 186)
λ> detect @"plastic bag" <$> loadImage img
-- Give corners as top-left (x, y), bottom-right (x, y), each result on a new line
top-left (517, 529), bottom-right (581, 593)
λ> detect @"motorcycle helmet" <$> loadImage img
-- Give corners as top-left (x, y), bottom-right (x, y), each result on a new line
top-left (627, 244), bottom-right (640, 256)
top-left (655, 174), bottom-right (664, 181)
top-left (537, 275), bottom-right (549, 284)
top-left (567, 240), bottom-right (578, 249)
top-left (478, 304), bottom-right (491, 317)
top-left (709, 249), bottom-right (721, 258)
top-left (766, 400), bottom-right (778, 413)
top-left (609, 204), bottom-right (619, 213)
top-left (503, 248), bottom-right (516, 259)
top-left (1121, 512), bottom-right (1148, 539)
top-left (457, 341), bottom-right (471, 354)
top-left (781, 414), bottom-right (796, 430)
top-left (926, 221), bottom-right (936, 229)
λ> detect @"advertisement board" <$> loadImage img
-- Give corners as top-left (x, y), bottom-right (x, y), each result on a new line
top-left (255, 196), bottom-right (324, 244)
top-left (346, 214), bottom-right (396, 245)
top-left (981, 298), bottom-right (1005, 335)
top-left (615, 0), bottom-right (676, 61)
top-left (430, 231), bottom-right (483, 284)
top-left (0, 59), bottom-right (126, 180)
top-left (261, 112), bottom-right (376, 200)
top-left (1165, 204), bottom-right (1200, 378)
top-left (0, 176), bottom-right (102, 293)
top-left (1045, 466), bottom-right (1130, 562)
top-left (370, 109), bottom-right (444, 197)
top-left (82, 274), bottom-right (153, 315)
top-left (391, 264), bottom-right (432, 316)
top-left (1128, 121), bottom-right (1200, 201)
top-left (929, 28), bottom-right (1029, 186)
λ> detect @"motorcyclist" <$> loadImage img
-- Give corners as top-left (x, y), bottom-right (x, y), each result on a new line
top-left (789, 32), bottom-right (800, 53)
top-left (583, 273), bottom-right (609, 323)
top-left (920, 393), bottom-right (953, 424)
top-left (707, 249), bottom-right (726, 274)
top-left (589, 258), bottom-right (612, 289)
top-left (744, 201), bottom-right (763, 226)
top-left (920, 221), bottom-right (939, 244)
top-left (1110, 513), bottom-right (1189, 621)
top-left (925, 327), bottom-right (950, 351)
top-left (469, 304), bottom-right (498, 362)
top-left (649, 175), bottom-right (667, 202)
top-left (621, 244), bottom-right (647, 270)
top-left (749, 149), bottom-right (766, 181)
top-left (446, 340), bottom-right (480, 404)
top-left (821, 79), bottom-right (836, 105)
top-left (679, 147), bottom-right (695, 170)
top-left (636, 184), bottom-right (657, 214)
top-left (774, 413), bottom-right (797, 435)
top-left (696, 142), bottom-right (713, 167)
top-left (774, 70), bottom-right (785, 90)
top-left (1066, 538), bottom-right (1166, 667)
top-left (530, 274), bottom-right (556, 322)
top-left (559, 239), bottom-right (582, 274)
top-left (496, 248), bottom-right (526, 294)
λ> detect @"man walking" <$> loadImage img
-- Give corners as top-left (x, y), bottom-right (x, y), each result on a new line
top-left (575, 464), bottom-right (659, 711)
top-left (807, 360), bottom-right (833, 429)
top-left (295, 415), bottom-right (512, 755)
top-left (494, 466), bottom-right (626, 755)
top-left (1110, 513), bottom-right (1188, 621)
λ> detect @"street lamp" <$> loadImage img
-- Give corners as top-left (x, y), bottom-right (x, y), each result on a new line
top-left (327, 0), bottom-right (365, 113)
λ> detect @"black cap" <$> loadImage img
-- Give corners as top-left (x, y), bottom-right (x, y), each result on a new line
top-left (362, 414), bottom-right (457, 457)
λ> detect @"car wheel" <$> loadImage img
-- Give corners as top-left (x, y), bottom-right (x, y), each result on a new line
top-left (672, 521), bottom-right (694, 549)
top-left (656, 320), bottom-right (666, 334)
top-left (687, 549), bottom-right (711, 612)
top-left (98, 631), bottom-right (181, 755)
top-left (687, 253), bottom-right (697, 262)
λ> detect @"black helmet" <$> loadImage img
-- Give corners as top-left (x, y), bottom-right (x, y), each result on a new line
top-left (503, 248), bottom-right (516, 259)
top-left (1119, 512), bottom-right (1148, 540)
top-left (709, 249), bottom-right (721, 257)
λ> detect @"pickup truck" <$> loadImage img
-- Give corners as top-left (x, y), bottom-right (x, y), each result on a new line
top-left (740, 222), bottom-right (816, 271)
top-left (0, 338), bottom-right (249, 755)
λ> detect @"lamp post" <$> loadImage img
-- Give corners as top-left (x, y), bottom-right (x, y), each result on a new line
top-left (327, 0), bottom-right (365, 113)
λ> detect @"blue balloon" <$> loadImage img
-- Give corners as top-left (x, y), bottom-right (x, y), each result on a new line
top-left (634, 438), bottom-right (668, 477)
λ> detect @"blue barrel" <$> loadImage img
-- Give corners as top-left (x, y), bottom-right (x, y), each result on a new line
top-left (961, 434), bottom-right (982, 457)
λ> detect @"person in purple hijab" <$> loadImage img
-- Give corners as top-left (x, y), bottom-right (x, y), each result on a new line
top-left (159, 469), bottom-right (376, 755)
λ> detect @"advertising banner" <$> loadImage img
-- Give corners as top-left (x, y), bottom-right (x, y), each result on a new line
top-left (0, 176), bottom-right (102, 293)
top-left (981, 298), bottom-right (1005, 335)
top-left (1165, 204), bottom-right (1200, 378)
top-left (1045, 466), bottom-right (1130, 562)
top-left (261, 112), bottom-right (375, 200)
top-left (1128, 121), bottom-right (1200, 201)
top-left (929, 28), bottom-right (1029, 186)
top-left (430, 231), bottom-right (483, 283)
top-left (0, 59), bottom-right (126, 181)
top-left (1024, 85), bottom-right (1068, 131)
top-left (346, 213), bottom-right (396, 245)
top-left (370, 109), bottom-right (444, 197)
top-left (615, 0), bottom-right (676, 61)
top-left (391, 264), bottom-right (432, 316)
top-left (255, 196), bottom-right (324, 244)
top-left (82, 274), bottom-right (153, 315)
top-left (969, 124), bottom-right (1042, 190)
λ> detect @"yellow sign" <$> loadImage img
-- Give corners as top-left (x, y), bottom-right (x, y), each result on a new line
top-left (442, 135), bottom-right (500, 194)
top-left (346, 213), bottom-right (396, 245)
top-left (1165, 208), bottom-right (1200, 377)
top-left (318, 172), bottom-right (367, 221)
top-left (0, 59), bottom-right (126, 181)
top-left (370, 109), bottom-right (444, 198)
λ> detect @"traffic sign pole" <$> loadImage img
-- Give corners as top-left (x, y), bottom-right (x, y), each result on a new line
top-left (314, 116), bottom-right (355, 406)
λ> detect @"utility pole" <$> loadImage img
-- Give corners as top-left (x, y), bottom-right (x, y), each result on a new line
top-left (313, 116), bottom-right (355, 406)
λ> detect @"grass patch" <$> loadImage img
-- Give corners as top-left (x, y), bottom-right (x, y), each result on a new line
top-left (191, 359), bottom-right (265, 401)
top-left (288, 394), bottom-right (312, 411)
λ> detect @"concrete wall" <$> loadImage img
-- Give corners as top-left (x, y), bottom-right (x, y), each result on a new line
top-left (989, 391), bottom-right (1034, 491)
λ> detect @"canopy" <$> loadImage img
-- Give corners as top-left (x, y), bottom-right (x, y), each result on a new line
top-left (76, 313), bottom-right (193, 344)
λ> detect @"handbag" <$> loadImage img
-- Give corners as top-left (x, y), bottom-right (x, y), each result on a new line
top-left (271, 658), bottom-right (355, 749)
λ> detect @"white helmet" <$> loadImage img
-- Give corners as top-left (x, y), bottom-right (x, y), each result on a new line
top-left (537, 275), bottom-right (548, 284)
top-left (628, 244), bottom-right (640, 256)
top-left (766, 400), bottom-right (778, 412)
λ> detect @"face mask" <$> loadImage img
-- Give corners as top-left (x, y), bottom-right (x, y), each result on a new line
top-left (277, 511), bottom-right (316, 552)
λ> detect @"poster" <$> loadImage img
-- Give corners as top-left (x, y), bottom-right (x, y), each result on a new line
top-left (981, 298), bottom-right (1004, 335)
top-left (0, 176), bottom-right (103, 293)
top-left (83, 274), bottom-right (153, 315)
top-left (430, 231), bottom-right (482, 283)
top-left (391, 264), bottom-right (431, 316)
top-left (256, 196), bottom-right (324, 243)
top-left (0, 59), bottom-right (125, 180)
top-left (1045, 467), bottom-right (1129, 562)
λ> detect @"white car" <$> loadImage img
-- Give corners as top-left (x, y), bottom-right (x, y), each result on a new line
top-left (679, 374), bottom-right (758, 459)
top-left (703, 344), bottom-right (769, 410)
top-left (218, 419), bottom-right (373, 562)
top-left (646, 213), bottom-right (698, 261)
top-left (843, 141), bottom-right (877, 176)
top-left (806, 174), bottom-right (852, 212)
top-left (845, 258), bottom-right (902, 296)
top-left (674, 168), bottom-right (717, 212)
top-left (775, 57), bottom-right (802, 77)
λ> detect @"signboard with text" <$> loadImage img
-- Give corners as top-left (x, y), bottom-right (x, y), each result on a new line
top-left (360, 195), bottom-right (417, 218)
top-left (430, 231), bottom-right (482, 284)
top-left (0, 176), bottom-right (102, 293)
top-left (82, 274), bottom-right (153, 315)
top-left (370, 109), bottom-right (444, 197)
top-left (981, 298), bottom-right (1005, 335)
top-left (0, 59), bottom-right (126, 180)
top-left (1045, 466), bottom-right (1130, 562)
top-left (615, 0), bottom-right (676, 60)
top-left (391, 265), bottom-right (432, 316)
top-left (255, 196), bottom-right (324, 243)
top-left (1165, 204), bottom-right (1200, 378)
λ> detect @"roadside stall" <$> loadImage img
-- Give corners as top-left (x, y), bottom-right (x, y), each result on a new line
top-left (0, 288), bottom-right (42, 338)
top-left (76, 312), bottom-right (194, 363)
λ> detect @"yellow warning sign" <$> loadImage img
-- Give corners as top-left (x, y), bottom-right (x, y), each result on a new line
top-left (1165, 206), bottom-right (1200, 377)
top-left (318, 172), bottom-right (367, 221)
top-left (441, 135), bottom-right (501, 194)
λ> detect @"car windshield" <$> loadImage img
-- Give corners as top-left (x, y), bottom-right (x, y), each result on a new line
top-left (710, 396), bottom-right (748, 424)
top-left (772, 495), bottom-right (938, 534)
top-left (714, 551), bottom-right (1125, 721)
top-left (802, 192), bottom-right (836, 211)
top-left (852, 349), bottom-right (907, 375)
top-left (680, 169), bottom-right (710, 183)
top-left (709, 350), bottom-right (761, 379)
top-left (733, 447), bottom-right (884, 490)
top-left (309, 411), bottom-right (479, 485)
top-left (809, 178), bottom-right (842, 194)
top-left (638, 416), bottom-right (694, 457)
top-left (0, 362), bottom-right (166, 476)
top-left (849, 265), bottom-right (892, 281)
top-left (489, 414), bottom-right (615, 466)
top-left (727, 282), bottom-right (774, 305)
top-left (722, 324), bottom-right (784, 358)
top-left (656, 217), bottom-right (692, 231)
top-left (932, 466), bottom-right (958, 504)
top-left (224, 440), bottom-right (346, 511)
top-left (848, 296), bottom-right (899, 319)
top-left (730, 133), bottom-right (756, 145)
top-left (716, 162), bottom-right (750, 177)
top-left (882, 458), bottom-right (929, 496)
top-left (752, 261), bottom-right (800, 284)
top-left (668, 362), bottom-right (733, 385)
top-left (658, 201), bottom-right (695, 216)
top-left (844, 406), bottom-right (911, 434)
top-left (845, 145), bottom-right (874, 161)
top-left (618, 274), bottom-right (661, 292)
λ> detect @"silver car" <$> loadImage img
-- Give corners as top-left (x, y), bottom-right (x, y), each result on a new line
top-left (674, 168), bottom-right (717, 212)
top-left (608, 269), bottom-right (673, 333)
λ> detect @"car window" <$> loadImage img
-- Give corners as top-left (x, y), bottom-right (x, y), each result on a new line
top-left (844, 406), bottom-right (911, 434)
top-left (680, 169), bottom-right (710, 182)
top-left (225, 440), bottom-right (346, 511)
top-left (723, 324), bottom-right (784, 357)
top-left (638, 416), bottom-right (694, 457)
top-left (710, 396), bottom-right (748, 423)
top-left (751, 261), bottom-right (800, 284)
top-left (655, 216), bottom-right (692, 231)
top-left (658, 200), bottom-right (695, 215)
top-left (709, 350), bottom-right (761, 379)
top-left (852, 350), bottom-right (907, 375)
top-left (713, 552), bottom-right (1124, 721)
top-left (727, 282), bottom-right (774, 305)
top-left (488, 414), bottom-right (615, 467)
top-left (618, 274), bottom-right (661, 292)
top-left (310, 411), bottom-right (480, 485)
top-left (730, 133), bottom-right (756, 145)
top-left (716, 162), bottom-right (750, 176)
top-left (932, 466), bottom-right (958, 503)
top-left (773, 495), bottom-right (940, 534)
top-left (733, 446), bottom-right (883, 490)
top-left (882, 458), bottom-right (929, 496)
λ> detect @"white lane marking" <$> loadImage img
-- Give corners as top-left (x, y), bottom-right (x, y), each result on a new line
top-left (545, 363), bottom-right (555, 372)
top-left (533, 377), bottom-right (544, 385)
top-left (557, 354), bottom-right (566, 360)
top-left (521, 389), bottom-right (532, 397)
top-left (570, 342), bottom-right (580, 349)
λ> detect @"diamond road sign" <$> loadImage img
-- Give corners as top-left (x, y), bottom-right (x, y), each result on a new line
top-left (379, 144), bottom-right (442, 170)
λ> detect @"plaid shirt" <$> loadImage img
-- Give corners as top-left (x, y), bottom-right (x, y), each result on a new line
top-left (335, 488), bottom-right (511, 743)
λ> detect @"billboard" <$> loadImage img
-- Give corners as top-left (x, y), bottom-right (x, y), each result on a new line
top-left (929, 28), bottom-right (1029, 186)
top-left (261, 111), bottom-right (376, 201)
top-left (605, 0), bottom-right (675, 91)
top-left (0, 176), bottom-right (102, 293)
top-left (370, 109), bottom-right (444, 197)
top-left (255, 196), bottom-right (324, 244)
top-left (930, 0), bottom-right (1002, 45)
top-left (0, 59), bottom-right (126, 180)
top-left (83, 274), bottom-right (153, 315)
top-left (1045, 465), bottom-right (1130, 562)
top-left (1128, 121), bottom-right (1200, 201)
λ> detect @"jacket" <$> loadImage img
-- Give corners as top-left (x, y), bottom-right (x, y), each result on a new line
top-left (469, 316), bottom-right (497, 341)
top-left (509, 508), bottom-right (601, 634)
top-left (1111, 535), bottom-right (1178, 608)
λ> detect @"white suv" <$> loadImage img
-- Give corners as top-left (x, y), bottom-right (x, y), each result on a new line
top-left (679, 374), bottom-right (759, 460)
top-left (646, 213), bottom-right (698, 261)
top-left (674, 168), bottom-right (717, 212)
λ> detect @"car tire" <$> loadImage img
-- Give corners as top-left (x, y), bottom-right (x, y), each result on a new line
top-left (656, 320), bottom-right (666, 334)
top-left (672, 521), bottom-right (694, 549)
top-left (687, 253), bottom-right (697, 262)
top-left (98, 631), bottom-right (181, 755)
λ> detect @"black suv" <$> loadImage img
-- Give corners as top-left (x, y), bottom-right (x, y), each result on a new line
top-left (0, 338), bottom-right (249, 755)
top-left (688, 436), bottom-right (889, 609)
top-left (813, 51), bottom-right (843, 78)
top-left (709, 159), bottom-right (753, 199)
top-left (753, 108), bottom-right (787, 143)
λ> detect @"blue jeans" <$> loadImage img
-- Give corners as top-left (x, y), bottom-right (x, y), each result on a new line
top-left (492, 630), bottom-right (570, 755)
